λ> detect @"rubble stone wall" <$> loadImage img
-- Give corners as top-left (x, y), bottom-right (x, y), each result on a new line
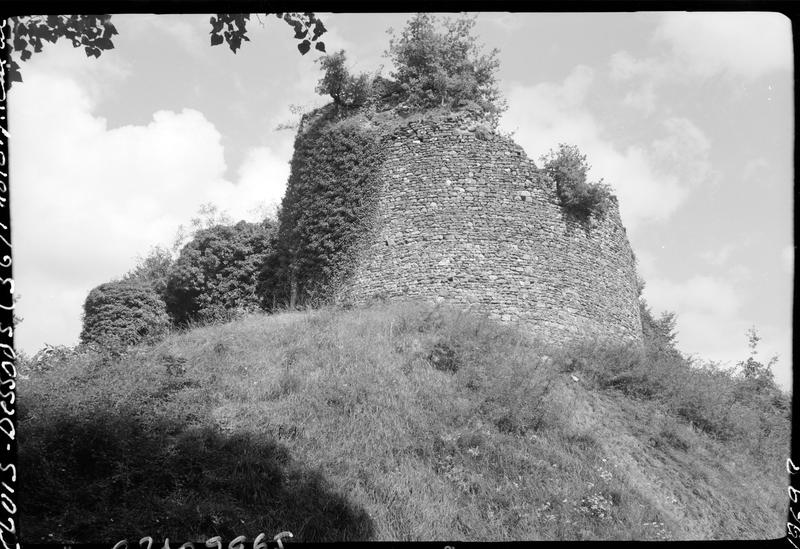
top-left (344, 116), bottom-right (643, 342)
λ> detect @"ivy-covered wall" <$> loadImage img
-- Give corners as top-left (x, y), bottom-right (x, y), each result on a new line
top-left (259, 108), bottom-right (384, 308)
top-left (268, 107), bottom-right (643, 342)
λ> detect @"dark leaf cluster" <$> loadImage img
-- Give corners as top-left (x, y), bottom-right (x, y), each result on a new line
top-left (209, 13), bottom-right (325, 55)
top-left (7, 12), bottom-right (326, 90)
top-left (209, 13), bottom-right (251, 52)
top-left (7, 14), bottom-right (118, 85)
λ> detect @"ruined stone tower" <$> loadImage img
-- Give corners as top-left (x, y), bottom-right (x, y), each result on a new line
top-left (271, 106), bottom-right (643, 343)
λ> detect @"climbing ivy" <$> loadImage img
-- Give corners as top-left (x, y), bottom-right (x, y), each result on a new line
top-left (258, 114), bottom-right (385, 309)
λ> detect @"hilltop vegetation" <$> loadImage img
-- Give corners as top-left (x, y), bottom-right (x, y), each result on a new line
top-left (19, 302), bottom-right (789, 542)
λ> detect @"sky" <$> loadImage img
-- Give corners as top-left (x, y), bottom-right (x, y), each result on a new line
top-left (7, 12), bottom-right (794, 389)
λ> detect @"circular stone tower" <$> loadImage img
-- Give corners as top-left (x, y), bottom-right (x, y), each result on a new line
top-left (342, 114), bottom-right (643, 342)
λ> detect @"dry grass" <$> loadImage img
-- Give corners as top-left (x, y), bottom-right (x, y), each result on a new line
top-left (17, 302), bottom-right (789, 542)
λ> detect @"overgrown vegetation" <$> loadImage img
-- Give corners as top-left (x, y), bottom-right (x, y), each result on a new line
top-left (386, 14), bottom-right (505, 125)
top-left (315, 50), bottom-right (372, 113)
top-left (311, 13), bottom-right (506, 127)
top-left (639, 299), bottom-right (682, 361)
top-left (79, 280), bottom-right (171, 352)
top-left (258, 119), bottom-right (384, 309)
top-left (560, 325), bottom-right (789, 465)
top-left (540, 144), bottom-right (614, 221)
top-left (20, 302), bottom-right (788, 542)
top-left (124, 245), bottom-right (174, 300)
top-left (165, 220), bottom-right (276, 325)
top-left (78, 205), bottom-right (278, 347)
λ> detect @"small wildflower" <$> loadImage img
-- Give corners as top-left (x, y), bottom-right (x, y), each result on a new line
top-left (579, 492), bottom-right (613, 520)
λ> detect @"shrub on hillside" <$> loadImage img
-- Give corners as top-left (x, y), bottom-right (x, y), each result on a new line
top-left (736, 327), bottom-right (778, 388)
top-left (540, 144), bottom-right (613, 221)
top-left (639, 300), bottom-right (682, 360)
top-left (165, 219), bottom-right (276, 325)
top-left (80, 280), bottom-right (170, 351)
top-left (557, 332), bottom-right (789, 462)
top-left (123, 245), bottom-right (174, 300)
top-left (24, 343), bottom-right (78, 374)
top-left (386, 13), bottom-right (505, 125)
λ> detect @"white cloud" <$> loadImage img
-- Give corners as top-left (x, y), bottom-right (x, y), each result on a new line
top-left (9, 70), bottom-right (290, 354)
top-left (606, 13), bottom-right (792, 117)
top-left (781, 245), bottom-right (794, 274)
top-left (213, 146), bottom-right (290, 221)
top-left (644, 274), bottom-right (745, 364)
top-left (482, 12), bottom-right (527, 33)
top-left (742, 157), bottom-right (770, 182)
top-left (622, 82), bottom-right (657, 116)
top-left (655, 12), bottom-right (793, 79)
top-left (12, 39), bottom-right (131, 104)
top-left (609, 50), bottom-right (652, 81)
top-left (650, 117), bottom-right (715, 186)
top-left (634, 248), bottom-right (658, 281)
top-left (645, 274), bottom-right (740, 317)
top-left (144, 14), bottom-right (209, 55)
top-left (698, 244), bottom-right (734, 266)
top-left (500, 66), bottom-right (707, 231)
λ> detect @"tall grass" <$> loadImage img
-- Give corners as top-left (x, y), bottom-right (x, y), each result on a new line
top-left (553, 337), bottom-right (791, 468)
top-left (17, 302), bottom-right (789, 542)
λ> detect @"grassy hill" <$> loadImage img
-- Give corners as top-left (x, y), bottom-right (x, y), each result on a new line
top-left (18, 302), bottom-right (789, 542)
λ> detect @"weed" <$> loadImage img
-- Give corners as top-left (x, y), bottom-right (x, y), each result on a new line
top-left (428, 341), bottom-right (460, 373)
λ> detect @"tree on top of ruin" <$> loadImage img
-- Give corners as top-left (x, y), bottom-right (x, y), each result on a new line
top-left (385, 13), bottom-right (506, 125)
top-left (315, 50), bottom-right (373, 112)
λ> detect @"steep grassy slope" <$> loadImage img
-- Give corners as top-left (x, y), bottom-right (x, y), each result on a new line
top-left (18, 303), bottom-right (788, 542)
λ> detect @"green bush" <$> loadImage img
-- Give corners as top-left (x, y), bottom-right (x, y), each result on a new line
top-left (24, 343), bottom-right (79, 374)
top-left (123, 245), bottom-right (174, 300)
top-left (386, 13), bottom-right (505, 125)
top-left (557, 332), bottom-right (789, 460)
top-left (80, 280), bottom-right (170, 351)
top-left (165, 219), bottom-right (276, 325)
top-left (639, 300), bottom-right (682, 360)
top-left (540, 144), bottom-right (613, 221)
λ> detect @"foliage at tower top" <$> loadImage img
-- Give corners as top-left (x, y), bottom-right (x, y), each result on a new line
top-left (385, 13), bottom-right (505, 125)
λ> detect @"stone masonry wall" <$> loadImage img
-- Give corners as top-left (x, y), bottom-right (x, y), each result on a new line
top-left (345, 116), bottom-right (643, 342)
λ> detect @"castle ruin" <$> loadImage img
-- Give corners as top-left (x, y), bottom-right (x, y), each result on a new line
top-left (273, 104), bottom-right (643, 343)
